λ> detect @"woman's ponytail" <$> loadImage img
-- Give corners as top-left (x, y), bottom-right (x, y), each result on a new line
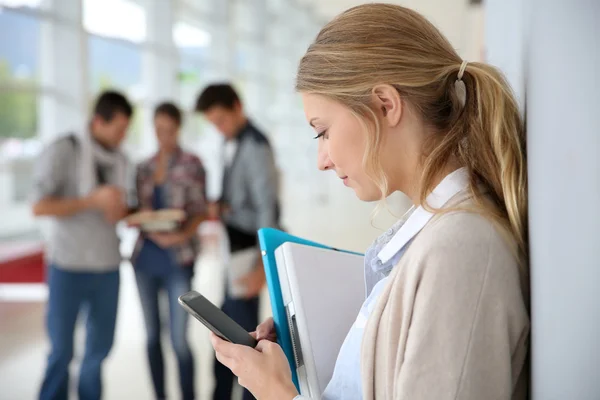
top-left (424, 62), bottom-right (529, 270)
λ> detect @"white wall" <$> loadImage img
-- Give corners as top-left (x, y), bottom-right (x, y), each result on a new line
top-left (487, 1), bottom-right (600, 397)
top-left (528, 0), bottom-right (600, 398)
top-left (485, 0), bottom-right (527, 110)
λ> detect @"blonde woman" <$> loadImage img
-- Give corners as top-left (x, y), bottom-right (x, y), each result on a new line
top-left (210, 4), bottom-right (529, 400)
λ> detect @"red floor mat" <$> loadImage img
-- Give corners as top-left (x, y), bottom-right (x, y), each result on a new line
top-left (0, 242), bottom-right (45, 284)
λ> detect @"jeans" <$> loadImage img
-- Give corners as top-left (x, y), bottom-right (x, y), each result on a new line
top-left (39, 265), bottom-right (120, 400)
top-left (135, 267), bottom-right (195, 400)
top-left (212, 294), bottom-right (259, 400)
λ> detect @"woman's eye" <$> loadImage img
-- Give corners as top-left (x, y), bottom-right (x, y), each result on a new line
top-left (313, 130), bottom-right (327, 140)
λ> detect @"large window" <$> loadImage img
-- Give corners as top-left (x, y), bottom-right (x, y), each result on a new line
top-left (88, 36), bottom-right (143, 97)
top-left (0, 6), bottom-right (44, 238)
top-left (0, 9), bottom-right (40, 140)
top-left (0, 0), bottom-right (324, 240)
top-left (83, 0), bottom-right (146, 43)
top-left (0, 0), bottom-right (44, 10)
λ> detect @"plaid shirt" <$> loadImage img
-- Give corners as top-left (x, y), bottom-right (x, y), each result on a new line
top-left (131, 148), bottom-right (207, 267)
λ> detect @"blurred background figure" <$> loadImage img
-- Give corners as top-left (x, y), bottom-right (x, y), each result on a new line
top-left (131, 102), bottom-right (207, 400)
top-left (31, 91), bottom-right (132, 400)
top-left (196, 83), bottom-right (280, 400)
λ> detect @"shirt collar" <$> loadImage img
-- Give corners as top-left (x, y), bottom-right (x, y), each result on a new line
top-left (229, 119), bottom-right (251, 142)
top-left (150, 146), bottom-right (183, 168)
top-left (376, 167), bottom-right (470, 264)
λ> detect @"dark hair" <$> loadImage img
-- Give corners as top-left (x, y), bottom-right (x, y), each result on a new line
top-left (154, 102), bottom-right (183, 126)
top-left (195, 83), bottom-right (241, 112)
top-left (93, 90), bottom-right (133, 122)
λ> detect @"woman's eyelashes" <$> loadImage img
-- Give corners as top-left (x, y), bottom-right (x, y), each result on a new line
top-left (313, 130), bottom-right (328, 140)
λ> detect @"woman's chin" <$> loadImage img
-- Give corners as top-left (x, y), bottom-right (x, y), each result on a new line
top-left (353, 188), bottom-right (382, 203)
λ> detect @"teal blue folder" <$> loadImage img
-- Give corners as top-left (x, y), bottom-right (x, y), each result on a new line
top-left (257, 228), bottom-right (362, 391)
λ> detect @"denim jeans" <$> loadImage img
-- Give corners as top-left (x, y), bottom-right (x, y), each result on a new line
top-left (212, 294), bottom-right (259, 400)
top-left (135, 267), bottom-right (195, 400)
top-left (39, 265), bottom-right (120, 400)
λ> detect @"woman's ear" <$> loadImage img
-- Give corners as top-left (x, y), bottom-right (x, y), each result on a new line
top-left (371, 84), bottom-right (402, 127)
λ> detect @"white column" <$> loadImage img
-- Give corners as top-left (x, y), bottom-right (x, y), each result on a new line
top-left (254, 0), bottom-right (268, 123)
top-left (144, 1), bottom-right (177, 100)
top-left (208, 0), bottom-right (232, 79)
top-left (229, 0), bottom-right (268, 124)
top-left (484, 0), bottom-right (527, 111)
top-left (39, 0), bottom-right (86, 140)
top-left (528, 1), bottom-right (600, 399)
top-left (141, 0), bottom-right (178, 155)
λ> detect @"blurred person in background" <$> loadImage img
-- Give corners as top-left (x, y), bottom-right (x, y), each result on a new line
top-left (32, 91), bottom-right (133, 400)
top-left (131, 102), bottom-right (207, 400)
top-left (196, 84), bottom-right (280, 400)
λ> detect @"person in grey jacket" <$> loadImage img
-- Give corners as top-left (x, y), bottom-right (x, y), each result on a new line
top-left (196, 83), bottom-right (280, 400)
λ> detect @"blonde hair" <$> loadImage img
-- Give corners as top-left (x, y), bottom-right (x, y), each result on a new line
top-left (296, 4), bottom-right (529, 268)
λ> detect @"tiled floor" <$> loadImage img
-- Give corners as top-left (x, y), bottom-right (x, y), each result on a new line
top-left (0, 184), bottom-right (410, 400)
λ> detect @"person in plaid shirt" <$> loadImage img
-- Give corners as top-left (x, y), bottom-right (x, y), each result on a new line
top-left (131, 102), bottom-right (207, 400)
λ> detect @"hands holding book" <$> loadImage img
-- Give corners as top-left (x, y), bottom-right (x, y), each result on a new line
top-left (125, 209), bottom-right (190, 248)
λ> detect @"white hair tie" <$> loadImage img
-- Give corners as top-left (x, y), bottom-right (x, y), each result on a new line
top-left (457, 60), bottom-right (468, 81)
top-left (455, 60), bottom-right (468, 107)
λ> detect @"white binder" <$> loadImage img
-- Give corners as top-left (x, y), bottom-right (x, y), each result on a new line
top-left (275, 242), bottom-right (365, 398)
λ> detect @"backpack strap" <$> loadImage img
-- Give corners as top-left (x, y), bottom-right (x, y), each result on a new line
top-left (63, 133), bottom-right (107, 185)
top-left (66, 133), bottom-right (78, 149)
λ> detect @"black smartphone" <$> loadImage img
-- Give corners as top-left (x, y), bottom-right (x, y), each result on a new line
top-left (178, 290), bottom-right (258, 348)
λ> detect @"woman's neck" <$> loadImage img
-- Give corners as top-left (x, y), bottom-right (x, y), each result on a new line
top-left (405, 160), bottom-right (463, 206)
top-left (159, 146), bottom-right (177, 159)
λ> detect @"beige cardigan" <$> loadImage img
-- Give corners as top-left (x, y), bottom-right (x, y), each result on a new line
top-left (361, 200), bottom-right (530, 400)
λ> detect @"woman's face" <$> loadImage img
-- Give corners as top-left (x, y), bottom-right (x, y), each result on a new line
top-left (155, 113), bottom-right (180, 153)
top-left (302, 93), bottom-right (382, 202)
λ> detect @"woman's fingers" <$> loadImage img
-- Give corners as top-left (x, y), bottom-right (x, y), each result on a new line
top-left (256, 317), bottom-right (275, 341)
top-left (255, 339), bottom-right (273, 352)
top-left (215, 348), bottom-right (235, 370)
top-left (211, 334), bottom-right (243, 375)
top-left (211, 333), bottom-right (257, 372)
top-left (211, 333), bottom-right (298, 399)
top-left (211, 333), bottom-right (237, 357)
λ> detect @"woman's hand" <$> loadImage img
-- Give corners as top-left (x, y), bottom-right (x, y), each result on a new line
top-left (211, 333), bottom-right (298, 400)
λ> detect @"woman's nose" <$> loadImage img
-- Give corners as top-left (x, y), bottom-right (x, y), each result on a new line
top-left (317, 142), bottom-right (334, 171)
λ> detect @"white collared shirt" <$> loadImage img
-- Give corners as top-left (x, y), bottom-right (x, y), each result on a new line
top-left (306, 168), bottom-right (470, 400)
top-left (223, 140), bottom-right (238, 168)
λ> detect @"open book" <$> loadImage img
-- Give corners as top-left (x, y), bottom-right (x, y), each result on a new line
top-left (125, 209), bottom-right (186, 232)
